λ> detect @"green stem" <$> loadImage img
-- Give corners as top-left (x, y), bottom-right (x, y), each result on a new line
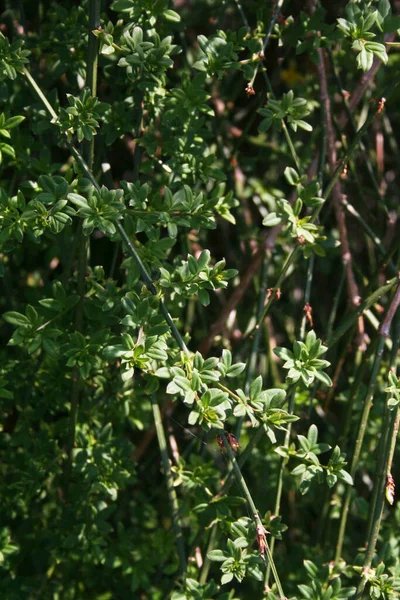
top-left (327, 276), bottom-right (399, 349)
top-left (217, 381), bottom-right (243, 404)
top-left (365, 399), bottom-right (391, 544)
top-left (151, 394), bottom-right (186, 575)
top-left (341, 198), bottom-right (393, 266)
top-left (115, 223), bottom-right (189, 354)
top-left (247, 0), bottom-right (284, 86)
top-left (220, 431), bottom-right (285, 598)
top-left (254, 246), bottom-right (301, 332)
top-left (265, 385), bottom-right (296, 587)
top-left (282, 120), bottom-right (301, 172)
top-left (236, 254), bottom-right (269, 441)
top-left (188, 424), bottom-right (267, 572)
top-left (356, 402), bottom-right (397, 599)
top-left (339, 338), bottom-right (378, 448)
top-left (326, 264), bottom-right (346, 338)
top-left (335, 282), bottom-right (400, 563)
top-left (66, 0), bottom-right (100, 490)
top-left (199, 521), bottom-right (219, 585)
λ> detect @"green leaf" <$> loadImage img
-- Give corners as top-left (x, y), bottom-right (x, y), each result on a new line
top-left (3, 311), bottom-right (30, 326)
top-left (68, 193), bottom-right (89, 209)
top-left (284, 167), bottom-right (300, 186)
top-left (5, 115), bottom-right (25, 129)
top-left (164, 9), bottom-right (181, 22)
top-left (207, 549), bottom-right (227, 562)
top-left (307, 424), bottom-right (318, 447)
top-left (197, 288), bottom-right (210, 306)
top-left (263, 212), bottom-right (281, 227)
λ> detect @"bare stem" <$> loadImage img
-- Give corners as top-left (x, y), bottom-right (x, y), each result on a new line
top-left (66, 0), bottom-right (100, 491)
top-left (265, 385), bottom-right (296, 587)
top-left (151, 394), bottom-right (187, 575)
top-left (220, 431), bottom-right (285, 597)
top-left (335, 282), bottom-right (400, 563)
top-left (317, 48), bottom-right (363, 352)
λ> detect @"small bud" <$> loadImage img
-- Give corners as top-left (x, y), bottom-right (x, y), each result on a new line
top-left (303, 302), bottom-right (313, 327)
top-left (245, 83), bottom-right (256, 97)
top-left (386, 473), bottom-right (395, 505)
top-left (226, 433), bottom-right (240, 453)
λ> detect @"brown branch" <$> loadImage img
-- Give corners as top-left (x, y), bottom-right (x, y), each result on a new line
top-left (317, 48), bottom-right (365, 348)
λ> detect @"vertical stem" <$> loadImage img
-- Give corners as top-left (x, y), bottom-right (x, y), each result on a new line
top-left (265, 385), bottom-right (296, 587)
top-left (335, 283), bottom-right (400, 563)
top-left (326, 265), bottom-right (346, 338)
top-left (355, 404), bottom-right (396, 599)
top-left (236, 254), bottom-right (269, 441)
top-left (327, 47), bottom-right (389, 218)
top-left (199, 523), bottom-right (218, 585)
top-left (66, 0), bottom-right (100, 489)
top-left (365, 312), bottom-right (400, 540)
top-left (339, 337), bottom-right (377, 447)
top-left (194, 425), bottom-right (267, 581)
top-left (151, 394), bottom-right (186, 575)
top-left (220, 432), bottom-right (285, 598)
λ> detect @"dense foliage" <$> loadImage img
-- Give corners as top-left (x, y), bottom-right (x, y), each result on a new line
top-left (1, 0), bottom-right (400, 599)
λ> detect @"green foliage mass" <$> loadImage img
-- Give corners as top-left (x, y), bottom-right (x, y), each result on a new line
top-left (0, 1), bottom-right (400, 599)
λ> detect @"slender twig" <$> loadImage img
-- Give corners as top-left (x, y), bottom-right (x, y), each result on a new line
top-left (151, 394), bottom-right (186, 575)
top-left (327, 276), bottom-right (399, 349)
top-left (339, 338), bottom-right (378, 448)
top-left (235, 254), bottom-right (269, 441)
top-left (265, 385), bottom-right (296, 587)
top-left (342, 198), bottom-right (396, 275)
top-left (190, 424), bottom-right (267, 575)
top-left (66, 0), bottom-right (100, 490)
top-left (354, 410), bottom-right (393, 598)
top-left (317, 48), bottom-right (364, 351)
top-left (247, 0), bottom-right (285, 89)
top-left (199, 524), bottom-right (218, 585)
top-left (335, 282), bottom-right (400, 563)
top-left (365, 317), bottom-right (400, 543)
top-left (356, 364), bottom-right (399, 600)
top-left (327, 48), bottom-right (389, 218)
top-left (326, 265), bottom-right (346, 338)
top-left (220, 431), bottom-right (285, 597)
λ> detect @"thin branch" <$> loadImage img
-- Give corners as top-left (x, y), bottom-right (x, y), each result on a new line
top-left (66, 0), bottom-right (100, 491)
top-left (151, 394), bottom-right (186, 574)
top-left (265, 385), bottom-right (296, 587)
top-left (335, 281), bottom-right (400, 563)
top-left (317, 48), bottom-right (364, 349)
top-left (220, 431), bottom-right (285, 597)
